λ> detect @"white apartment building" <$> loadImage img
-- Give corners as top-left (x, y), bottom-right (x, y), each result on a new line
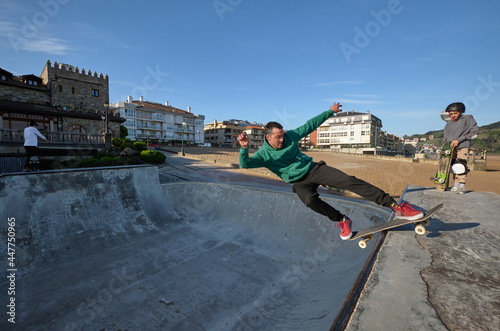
top-left (317, 111), bottom-right (382, 150)
top-left (111, 96), bottom-right (204, 144)
top-left (243, 126), bottom-right (265, 148)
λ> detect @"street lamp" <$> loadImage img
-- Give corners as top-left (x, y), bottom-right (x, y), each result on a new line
top-left (181, 121), bottom-right (186, 156)
top-left (101, 115), bottom-right (106, 135)
top-left (103, 101), bottom-right (109, 134)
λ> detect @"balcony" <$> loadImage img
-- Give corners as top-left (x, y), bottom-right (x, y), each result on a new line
top-left (1, 129), bottom-right (108, 173)
top-left (1, 129), bottom-right (105, 146)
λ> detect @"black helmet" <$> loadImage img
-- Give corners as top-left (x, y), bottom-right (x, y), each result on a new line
top-left (445, 102), bottom-right (465, 113)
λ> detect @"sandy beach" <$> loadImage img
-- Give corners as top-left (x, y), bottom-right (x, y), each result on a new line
top-left (164, 147), bottom-right (500, 197)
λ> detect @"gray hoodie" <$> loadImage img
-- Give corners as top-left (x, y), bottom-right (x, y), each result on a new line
top-left (443, 114), bottom-right (479, 149)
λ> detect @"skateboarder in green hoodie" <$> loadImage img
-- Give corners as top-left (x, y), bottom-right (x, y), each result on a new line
top-left (238, 102), bottom-right (423, 240)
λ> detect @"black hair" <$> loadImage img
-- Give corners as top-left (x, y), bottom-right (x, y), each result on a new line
top-left (265, 122), bottom-right (283, 136)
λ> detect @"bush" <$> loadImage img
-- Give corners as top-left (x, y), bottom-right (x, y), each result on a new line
top-left (94, 151), bottom-right (114, 158)
top-left (112, 138), bottom-right (134, 148)
top-left (120, 142), bottom-right (137, 150)
top-left (79, 158), bottom-right (101, 168)
top-left (79, 156), bottom-right (123, 167)
top-left (140, 150), bottom-right (166, 164)
top-left (134, 142), bottom-right (148, 151)
top-left (111, 137), bottom-right (122, 147)
top-left (99, 156), bottom-right (122, 166)
top-left (120, 125), bottom-right (128, 139)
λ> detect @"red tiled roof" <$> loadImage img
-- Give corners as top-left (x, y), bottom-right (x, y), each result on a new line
top-left (132, 101), bottom-right (192, 115)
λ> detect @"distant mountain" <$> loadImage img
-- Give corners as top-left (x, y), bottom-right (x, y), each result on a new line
top-left (408, 120), bottom-right (500, 154)
top-left (480, 121), bottom-right (500, 130)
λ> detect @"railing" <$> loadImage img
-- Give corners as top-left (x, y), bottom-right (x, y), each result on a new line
top-left (1, 129), bottom-right (104, 145)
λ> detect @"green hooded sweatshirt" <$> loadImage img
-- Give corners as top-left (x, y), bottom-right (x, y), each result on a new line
top-left (239, 109), bottom-right (333, 183)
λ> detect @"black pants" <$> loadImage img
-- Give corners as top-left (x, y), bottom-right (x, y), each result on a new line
top-left (24, 146), bottom-right (38, 169)
top-left (292, 161), bottom-right (395, 222)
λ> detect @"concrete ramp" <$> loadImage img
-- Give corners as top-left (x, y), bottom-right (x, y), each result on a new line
top-left (0, 166), bottom-right (390, 330)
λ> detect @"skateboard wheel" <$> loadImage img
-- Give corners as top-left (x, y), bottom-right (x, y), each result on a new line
top-left (359, 240), bottom-right (367, 249)
top-left (423, 220), bottom-right (430, 226)
top-left (438, 178), bottom-right (445, 184)
top-left (366, 234), bottom-right (374, 241)
top-left (436, 150), bottom-right (441, 154)
top-left (415, 224), bottom-right (426, 235)
top-left (445, 150), bottom-right (451, 155)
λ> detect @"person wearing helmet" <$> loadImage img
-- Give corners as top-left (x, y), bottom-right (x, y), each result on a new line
top-left (442, 102), bottom-right (479, 194)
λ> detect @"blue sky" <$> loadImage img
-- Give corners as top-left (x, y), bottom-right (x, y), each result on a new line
top-left (1, 0), bottom-right (499, 137)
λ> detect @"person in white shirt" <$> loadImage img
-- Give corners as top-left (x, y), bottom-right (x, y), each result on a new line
top-left (24, 121), bottom-right (50, 171)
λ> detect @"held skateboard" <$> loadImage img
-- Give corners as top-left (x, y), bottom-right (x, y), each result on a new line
top-left (348, 204), bottom-right (443, 249)
top-left (430, 145), bottom-right (456, 191)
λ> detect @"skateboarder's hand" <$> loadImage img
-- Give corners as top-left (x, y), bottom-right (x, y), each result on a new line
top-left (330, 102), bottom-right (343, 114)
top-left (238, 132), bottom-right (249, 149)
top-left (451, 140), bottom-right (459, 148)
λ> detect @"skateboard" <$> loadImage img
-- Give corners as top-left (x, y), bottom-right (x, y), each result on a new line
top-left (29, 156), bottom-right (40, 171)
top-left (348, 203), bottom-right (443, 249)
top-left (430, 144), bottom-right (456, 191)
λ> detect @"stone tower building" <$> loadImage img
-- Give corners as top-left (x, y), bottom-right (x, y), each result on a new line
top-left (40, 60), bottom-right (109, 115)
top-left (0, 60), bottom-right (122, 143)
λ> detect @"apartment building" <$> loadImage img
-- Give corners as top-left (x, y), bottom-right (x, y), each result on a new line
top-left (379, 130), bottom-right (404, 152)
top-left (299, 130), bottom-right (317, 149)
top-left (243, 126), bottom-right (265, 148)
top-left (111, 97), bottom-right (204, 144)
top-left (204, 120), bottom-right (245, 147)
top-left (316, 111), bottom-right (382, 149)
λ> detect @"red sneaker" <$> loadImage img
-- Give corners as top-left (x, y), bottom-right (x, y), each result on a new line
top-left (336, 216), bottom-right (353, 240)
top-left (393, 202), bottom-right (424, 220)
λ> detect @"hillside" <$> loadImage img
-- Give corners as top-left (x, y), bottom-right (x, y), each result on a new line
top-left (406, 121), bottom-right (500, 154)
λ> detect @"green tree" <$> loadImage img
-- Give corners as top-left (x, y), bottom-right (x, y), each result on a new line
top-left (120, 125), bottom-right (129, 139)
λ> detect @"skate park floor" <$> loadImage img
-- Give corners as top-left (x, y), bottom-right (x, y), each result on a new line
top-left (0, 152), bottom-right (499, 330)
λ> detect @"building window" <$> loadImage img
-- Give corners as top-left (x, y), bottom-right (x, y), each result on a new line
top-left (58, 84), bottom-right (63, 92)
top-left (3, 113), bottom-right (53, 130)
top-left (71, 87), bottom-right (76, 94)
top-left (1, 75), bottom-right (6, 81)
top-left (91, 89), bottom-right (99, 97)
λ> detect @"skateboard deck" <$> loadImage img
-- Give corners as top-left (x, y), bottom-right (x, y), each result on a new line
top-left (348, 203), bottom-right (443, 248)
top-left (29, 156), bottom-right (40, 171)
top-left (430, 145), bottom-right (456, 191)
